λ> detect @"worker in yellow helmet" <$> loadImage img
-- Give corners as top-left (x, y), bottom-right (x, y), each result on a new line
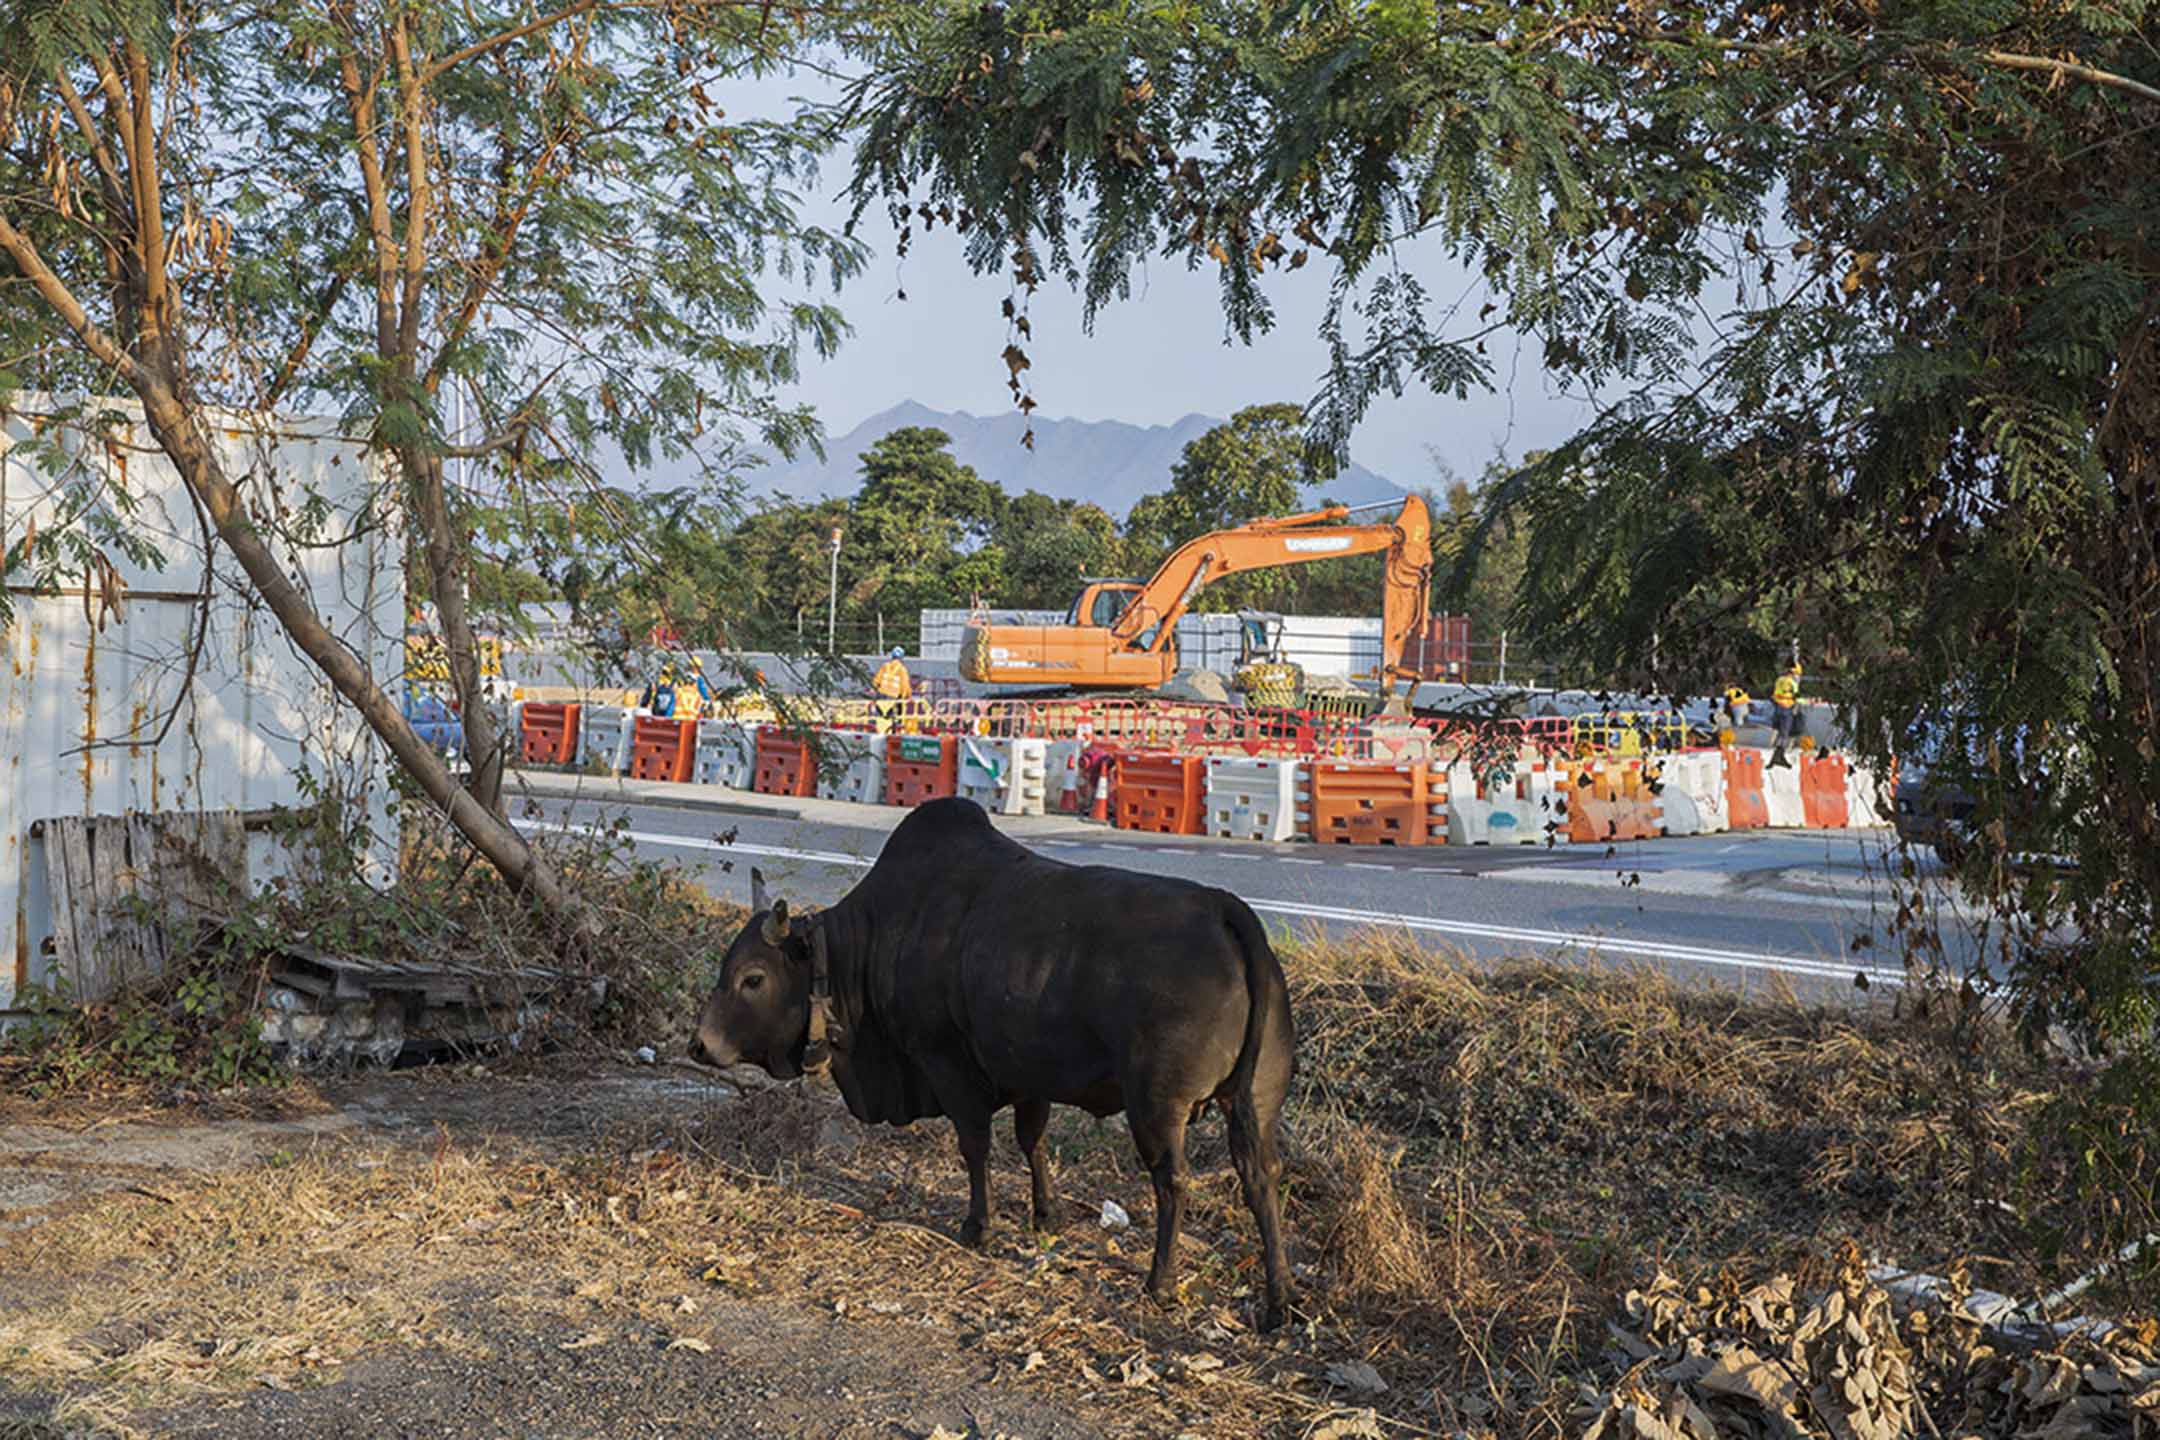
top-left (1769, 661), bottom-right (1804, 769)
top-left (871, 646), bottom-right (911, 735)
top-left (1720, 684), bottom-right (1751, 737)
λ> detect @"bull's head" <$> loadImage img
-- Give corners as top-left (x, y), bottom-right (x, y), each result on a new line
top-left (691, 868), bottom-right (813, 1078)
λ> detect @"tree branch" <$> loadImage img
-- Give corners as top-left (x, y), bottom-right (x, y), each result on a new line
top-left (0, 207), bottom-right (146, 386)
top-left (51, 69), bottom-right (131, 218)
top-left (332, 13), bottom-right (402, 359)
top-left (392, 17), bottom-right (428, 367)
top-left (1979, 49), bottom-right (2160, 106)
top-left (422, 0), bottom-right (603, 83)
top-left (263, 271), bottom-right (354, 410)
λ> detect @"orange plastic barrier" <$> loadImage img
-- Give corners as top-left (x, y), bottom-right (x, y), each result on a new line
top-left (1112, 753), bottom-right (1206, 835)
top-left (1564, 757), bottom-right (1660, 843)
top-left (1724, 746), bottom-right (1769, 830)
top-left (753, 728), bottom-right (818, 797)
top-left (521, 702), bottom-right (580, 764)
top-left (884, 733), bottom-right (958, 806)
top-left (628, 716), bottom-right (696, 782)
top-left (1309, 761), bottom-right (1429, 845)
top-left (1801, 753), bottom-right (1850, 829)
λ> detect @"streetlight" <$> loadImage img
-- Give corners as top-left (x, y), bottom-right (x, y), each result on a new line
top-left (827, 525), bottom-right (843, 655)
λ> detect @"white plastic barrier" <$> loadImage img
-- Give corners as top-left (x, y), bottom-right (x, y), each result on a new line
top-left (1658, 752), bottom-right (1728, 836)
top-left (816, 728), bottom-right (886, 806)
top-left (694, 720), bottom-right (759, 788)
top-left (958, 736), bottom-right (1048, 816)
top-left (579, 704), bottom-right (636, 773)
top-left (1437, 761), bottom-right (1489, 845)
top-left (1846, 762), bottom-right (1891, 828)
top-left (1764, 753), bottom-right (1806, 828)
top-left (1205, 756), bottom-right (1304, 842)
top-left (1441, 758), bottom-right (1552, 846)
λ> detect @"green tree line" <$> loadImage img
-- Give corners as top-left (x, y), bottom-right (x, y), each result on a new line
top-left (497, 405), bottom-right (1525, 650)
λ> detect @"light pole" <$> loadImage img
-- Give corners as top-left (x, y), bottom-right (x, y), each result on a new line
top-left (826, 525), bottom-right (842, 655)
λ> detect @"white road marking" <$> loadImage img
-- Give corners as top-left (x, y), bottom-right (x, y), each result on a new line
top-left (517, 821), bottom-right (1900, 988)
top-left (1279, 858), bottom-right (1324, 866)
top-left (1246, 897), bottom-right (1902, 987)
top-left (1343, 862), bottom-right (1395, 871)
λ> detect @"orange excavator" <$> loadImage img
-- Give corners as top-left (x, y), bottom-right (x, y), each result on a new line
top-left (959, 494), bottom-right (1433, 695)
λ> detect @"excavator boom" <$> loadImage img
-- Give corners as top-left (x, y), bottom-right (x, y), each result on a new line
top-left (959, 495), bottom-right (1433, 691)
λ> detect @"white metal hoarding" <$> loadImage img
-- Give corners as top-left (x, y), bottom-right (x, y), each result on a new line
top-left (2, 396), bottom-right (401, 1010)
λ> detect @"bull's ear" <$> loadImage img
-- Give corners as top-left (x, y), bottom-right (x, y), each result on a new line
top-left (762, 898), bottom-right (790, 946)
top-left (750, 867), bottom-right (769, 912)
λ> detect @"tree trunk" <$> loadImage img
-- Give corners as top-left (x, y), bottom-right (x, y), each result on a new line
top-left (135, 381), bottom-right (594, 949)
top-left (409, 445), bottom-right (507, 819)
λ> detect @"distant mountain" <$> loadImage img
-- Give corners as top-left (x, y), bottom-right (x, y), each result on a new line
top-left (746, 401), bottom-right (1411, 519)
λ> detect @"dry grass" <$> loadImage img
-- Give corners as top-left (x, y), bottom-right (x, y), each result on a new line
top-left (0, 933), bottom-right (2108, 1438)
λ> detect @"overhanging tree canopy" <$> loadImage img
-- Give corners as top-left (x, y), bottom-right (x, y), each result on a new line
top-left (845, 0), bottom-right (2160, 1048)
top-left (1, 0), bottom-right (891, 935)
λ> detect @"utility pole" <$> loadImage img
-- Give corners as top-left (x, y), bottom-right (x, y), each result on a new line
top-left (1498, 630), bottom-right (1509, 686)
top-left (827, 526), bottom-right (843, 655)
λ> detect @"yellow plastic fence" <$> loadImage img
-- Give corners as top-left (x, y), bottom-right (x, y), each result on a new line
top-left (1568, 710), bottom-right (1686, 757)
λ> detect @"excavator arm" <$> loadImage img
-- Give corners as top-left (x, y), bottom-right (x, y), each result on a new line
top-left (1108, 497), bottom-right (1434, 679)
top-left (959, 495), bottom-right (1434, 690)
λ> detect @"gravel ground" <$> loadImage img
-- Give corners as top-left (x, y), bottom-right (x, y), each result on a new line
top-left (126, 1292), bottom-right (1107, 1440)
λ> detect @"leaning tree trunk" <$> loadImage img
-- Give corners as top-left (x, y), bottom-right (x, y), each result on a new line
top-left (134, 378), bottom-right (595, 944)
top-left (408, 445), bottom-right (508, 820)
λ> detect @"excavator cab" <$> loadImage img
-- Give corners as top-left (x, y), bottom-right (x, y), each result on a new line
top-left (1065, 580), bottom-right (1144, 630)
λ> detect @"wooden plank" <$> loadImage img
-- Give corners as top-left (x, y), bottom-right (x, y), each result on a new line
top-left (128, 815), bottom-right (171, 984)
top-left (59, 820), bottom-right (104, 1002)
top-left (93, 816), bottom-right (142, 996)
top-left (38, 824), bottom-right (78, 1002)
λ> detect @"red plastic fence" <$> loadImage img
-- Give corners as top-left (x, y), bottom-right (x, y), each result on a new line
top-left (766, 696), bottom-right (1657, 766)
top-left (1725, 746), bottom-right (1769, 830)
top-left (629, 716), bottom-right (696, 782)
top-left (1112, 753), bottom-right (1206, 835)
top-left (753, 729), bottom-right (818, 797)
top-left (884, 733), bottom-right (958, 807)
top-left (521, 703), bottom-right (580, 764)
top-left (1309, 761), bottom-right (1430, 846)
top-left (1801, 753), bottom-right (1850, 829)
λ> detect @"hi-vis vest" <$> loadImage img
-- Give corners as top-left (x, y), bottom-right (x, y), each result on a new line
top-left (873, 659), bottom-right (912, 700)
top-left (1773, 673), bottom-right (1800, 709)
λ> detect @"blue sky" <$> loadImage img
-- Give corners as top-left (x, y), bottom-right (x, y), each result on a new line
top-left (748, 68), bottom-right (1599, 489)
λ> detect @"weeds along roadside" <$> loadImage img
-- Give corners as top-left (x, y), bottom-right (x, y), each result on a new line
top-left (4, 932), bottom-right (2153, 1435)
top-left (0, 793), bottom-right (742, 1100)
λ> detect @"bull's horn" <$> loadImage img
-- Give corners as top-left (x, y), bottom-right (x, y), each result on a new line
top-left (762, 898), bottom-right (790, 945)
top-left (750, 867), bottom-right (770, 912)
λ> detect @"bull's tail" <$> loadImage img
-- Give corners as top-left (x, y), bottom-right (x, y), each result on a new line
top-left (1222, 898), bottom-right (1289, 1116)
top-left (1222, 896), bottom-right (1291, 1330)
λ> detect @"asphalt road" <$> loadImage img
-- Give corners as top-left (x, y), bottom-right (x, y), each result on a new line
top-left (513, 781), bottom-right (1979, 1002)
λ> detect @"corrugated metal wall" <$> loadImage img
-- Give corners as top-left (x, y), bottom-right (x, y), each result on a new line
top-left (2, 396), bottom-right (400, 1010)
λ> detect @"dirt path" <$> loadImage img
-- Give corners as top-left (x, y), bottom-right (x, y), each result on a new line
top-left (0, 1066), bottom-right (1237, 1439)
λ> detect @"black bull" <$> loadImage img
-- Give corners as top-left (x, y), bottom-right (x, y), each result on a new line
top-left (690, 797), bottom-right (1295, 1330)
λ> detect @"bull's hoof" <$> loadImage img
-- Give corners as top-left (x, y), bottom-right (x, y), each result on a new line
top-left (1258, 1295), bottom-right (1289, 1333)
top-left (1029, 1203), bottom-right (1062, 1233)
top-left (960, 1216), bottom-right (990, 1248)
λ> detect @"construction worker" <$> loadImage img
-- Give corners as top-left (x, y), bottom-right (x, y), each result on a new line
top-left (872, 647), bottom-right (912, 701)
top-left (1769, 661), bottom-right (1804, 768)
top-left (1720, 684), bottom-right (1751, 739)
top-left (872, 646), bottom-right (911, 733)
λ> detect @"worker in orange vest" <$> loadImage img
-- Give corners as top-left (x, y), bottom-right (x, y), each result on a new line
top-left (1769, 661), bottom-right (1804, 769)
